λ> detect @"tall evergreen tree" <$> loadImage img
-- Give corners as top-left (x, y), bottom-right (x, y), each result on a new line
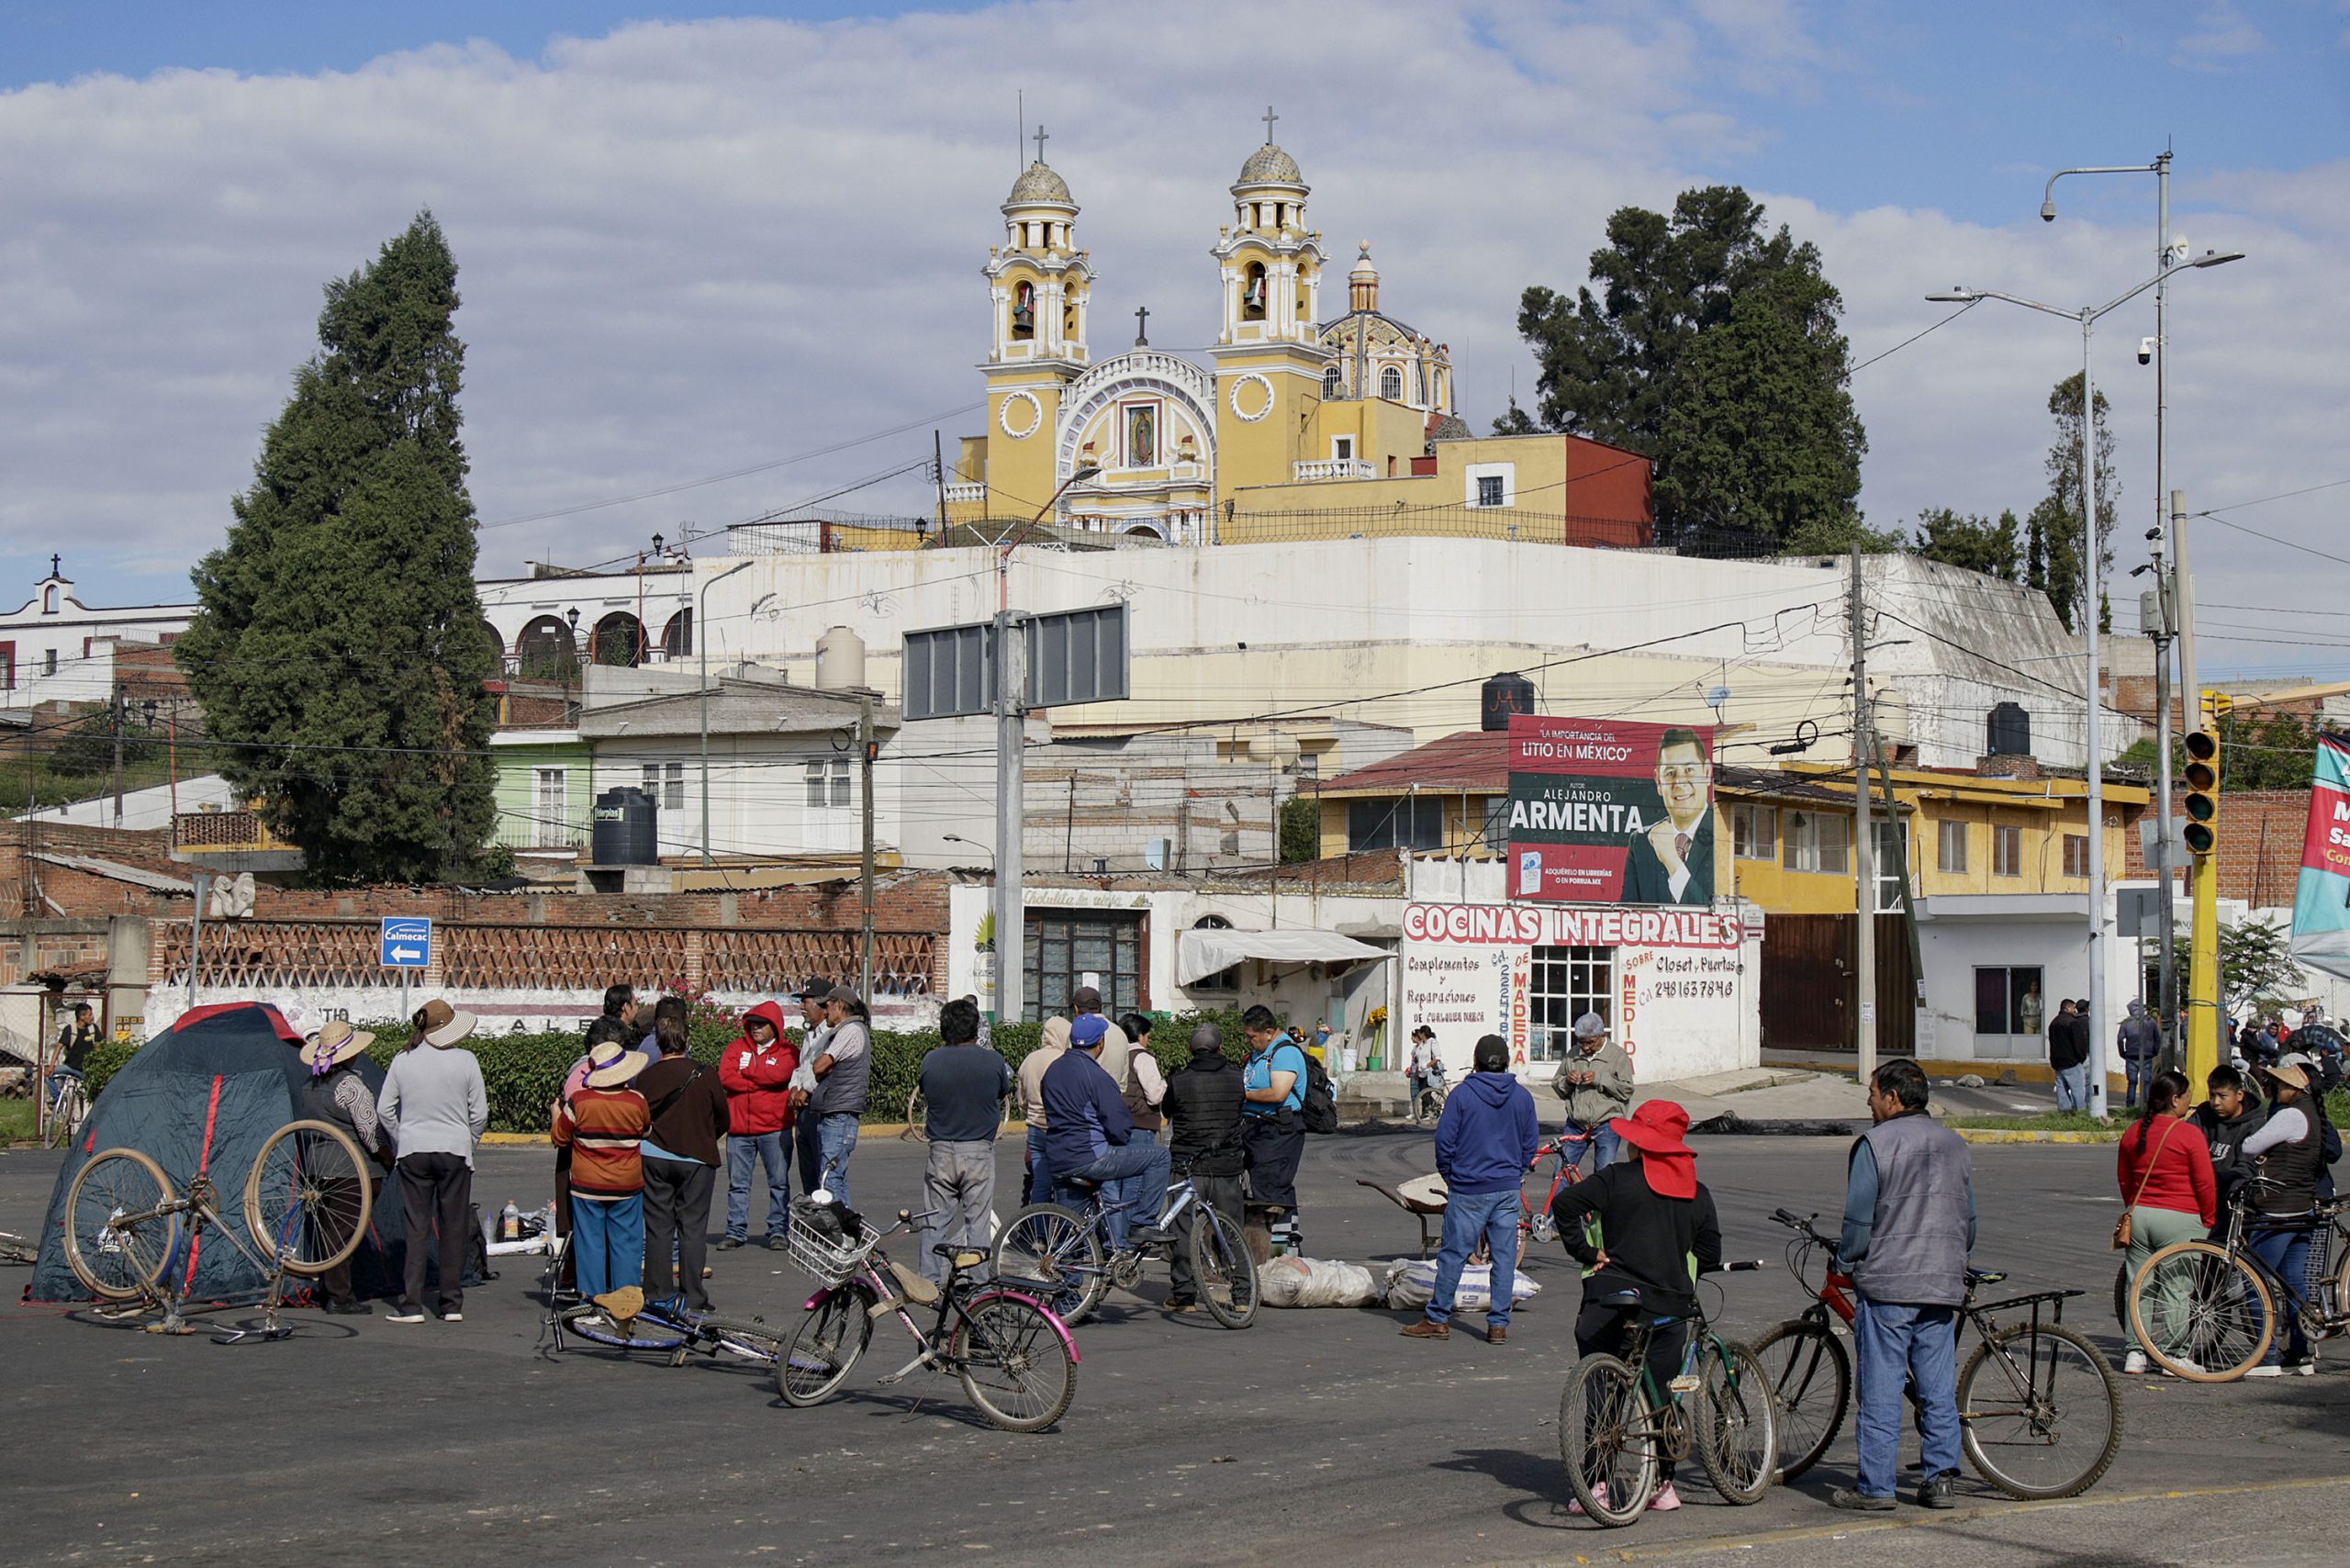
top-left (176, 213), bottom-right (498, 885)
top-left (2030, 370), bottom-right (2118, 633)
top-left (1912, 507), bottom-right (2022, 579)
top-left (1511, 185), bottom-right (1865, 551)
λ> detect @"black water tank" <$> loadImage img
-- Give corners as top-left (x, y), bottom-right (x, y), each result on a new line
top-left (590, 786), bottom-right (659, 866)
top-left (1986, 702), bottom-right (2031, 757)
top-left (1483, 671), bottom-right (1537, 731)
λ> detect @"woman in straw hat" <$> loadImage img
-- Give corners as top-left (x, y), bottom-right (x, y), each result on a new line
top-left (300, 1019), bottom-right (392, 1315)
top-left (377, 1000), bottom-right (488, 1325)
top-left (1549, 1099), bottom-right (1722, 1515)
top-left (554, 1033), bottom-right (652, 1310)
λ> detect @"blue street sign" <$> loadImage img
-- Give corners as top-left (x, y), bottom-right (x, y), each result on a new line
top-left (379, 916), bottom-right (432, 969)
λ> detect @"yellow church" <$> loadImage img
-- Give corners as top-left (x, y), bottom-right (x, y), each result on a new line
top-left (938, 119), bottom-right (1649, 550)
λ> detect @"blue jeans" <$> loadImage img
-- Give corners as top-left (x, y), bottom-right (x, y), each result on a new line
top-left (1024, 1126), bottom-right (1052, 1207)
top-left (725, 1130), bottom-right (790, 1240)
top-left (801, 1113), bottom-right (859, 1208)
top-left (1427, 1187), bottom-right (1519, 1327)
top-left (2053, 1063), bottom-right (2091, 1111)
top-left (1853, 1297), bottom-right (1962, 1497)
top-left (571, 1193), bottom-right (644, 1300)
top-left (2250, 1225), bottom-right (2313, 1364)
top-left (1058, 1141), bottom-right (1171, 1248)
top-left (1564, 1121), bottom-right (1621, 1174)
top-left (2122, 1056), bottom-right (2156, 1108)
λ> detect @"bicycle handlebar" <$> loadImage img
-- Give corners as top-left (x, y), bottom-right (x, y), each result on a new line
top-left (1702, 1260), bottom-right (1767, 1274)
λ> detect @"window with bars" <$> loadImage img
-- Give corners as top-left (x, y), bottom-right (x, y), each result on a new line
top-left (1528, 946), bottom-right (1613, 1064)
top-left (1475, 475), bottom-right (1505, 509)
top-left (1937, 819), bottom-right (1968, 875)
top-left (1024, 910), bottom-right (1143, 1023)
top-left (1993, 823), bottom-right (2023, 878)
top-left (1731, 803), bottom-right (1776, 860)
top-left (1380, 364), bottom-right (1404, 401)
top-left (805, 757), bottom-right (851, 809)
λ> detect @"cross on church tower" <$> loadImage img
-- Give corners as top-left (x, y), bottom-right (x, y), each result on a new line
top-left (1261, 105), bottom-right (1278, 141)
top-left (1134, 305), bottom-right (1149, 346)
top-left (1033, 124), bottom-right (1049, 163)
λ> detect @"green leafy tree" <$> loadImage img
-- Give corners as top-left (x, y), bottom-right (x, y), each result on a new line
top-left (1912, 507), bottom-right (2022, 579)
top-left (1512, 185), bottom-right (1865, 550)
top-left (2176, 916), bottom-right (2307, 1011)
top-left (2026, 371), bottom-right (2117, 633)
top-left (1279, 795), bottom-right (1322, 863)
top-left (176, 213), bottom-right (498, 885)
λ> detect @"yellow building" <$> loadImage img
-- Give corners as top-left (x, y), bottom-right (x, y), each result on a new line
top-left (940, 118), bottom-right (1656, 547)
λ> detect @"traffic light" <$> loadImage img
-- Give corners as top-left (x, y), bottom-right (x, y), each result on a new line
top-left (2182, 729), bottom-right (2220, 856)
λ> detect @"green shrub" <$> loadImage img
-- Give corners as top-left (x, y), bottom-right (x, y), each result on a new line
top-left (83, 1037), bottom-right (140, 1102)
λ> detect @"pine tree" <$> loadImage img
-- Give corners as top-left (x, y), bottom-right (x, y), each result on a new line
top-left (1911, 507), bottom-right (2021, 579)
top-left (176, 213), bottom-right (498, 885)
top-left (2032, 371), bottom-right (2118, 633)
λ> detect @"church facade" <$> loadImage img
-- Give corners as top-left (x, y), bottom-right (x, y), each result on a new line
top-left (942, 124), bottom-right (1595, 547)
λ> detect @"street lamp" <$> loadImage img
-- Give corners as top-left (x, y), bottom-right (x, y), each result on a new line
top-left (997, 465), bottom-right (1103, 612)
top-left (942, 832), bottom-right (997, 866)
top-left (699, 558), bottom-right (755, 866)
top-left (1927, 245), bottom-right (2242, 1118)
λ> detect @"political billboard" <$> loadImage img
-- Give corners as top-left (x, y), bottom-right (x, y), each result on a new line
top-left (1505, 715), bottom-right (1717, 907)
top-left (2290, 732), bottom-right (2350, 982)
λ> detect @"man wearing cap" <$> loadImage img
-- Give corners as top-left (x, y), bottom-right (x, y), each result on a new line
top-left (1163, 1023), bottom-right (1247, 1314)
top-left (1553, 1012), bottom-right (1631, 1174)
top-left (1548, 1099), bottom-right (1721, 1514)
top-left (377, 1000), bottom-right (489, 1325)
top-left (1041, 1014), bottom-right (1169, 1249)
top-left (300, 1020), bottom-right (392, 1315)
top-left (796, 985), bottom-right (872, 1207)
top-left (2242, 1058), bottom-right (2325, 1374)
top-left (787, 978), bottom-right (834, 1201)
top-left (2117, 1000), bottom-right (2164, 1111)
top-left (1831, 1059), bottom-right (1975, 1512)
top-left (554, 1035), bottom-right (653, 1307)
top-left (1403, 1033), bottom-right (1539, 1344)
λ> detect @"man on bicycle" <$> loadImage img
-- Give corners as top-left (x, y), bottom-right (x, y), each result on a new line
top-left (1553, 1013), bottom-right (1630, 1173)
top-left (47, 1002), bottom-right (100, 1110)
top-left (1548, 1099), bottom-right (1721, 1515)
top-left (1163, 1023), bottom-right (1246, 1316)
top-left (1041, 1014), bottom-right (1169, 1249)
top-left (1832, 1059), bottom-right (1975, 1513)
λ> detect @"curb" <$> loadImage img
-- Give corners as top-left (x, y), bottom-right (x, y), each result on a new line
top-left (1951, 1127), bottom-right (2121, 1144)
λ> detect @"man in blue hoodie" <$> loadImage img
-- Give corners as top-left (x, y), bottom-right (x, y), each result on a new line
top-left (1402, 1034), bottom-right (1540, 1344)
top-left (1040, 1014), bottom-right (1171, 1248)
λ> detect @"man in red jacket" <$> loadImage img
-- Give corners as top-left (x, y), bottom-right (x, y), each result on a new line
top-left (718, 1002), bottom-right (799, 1249)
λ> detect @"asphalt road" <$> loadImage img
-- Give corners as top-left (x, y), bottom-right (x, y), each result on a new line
top-left (6, 1128), bottom-right (2345, 1568)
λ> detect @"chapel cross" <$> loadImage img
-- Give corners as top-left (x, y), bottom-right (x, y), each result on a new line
top-left (1033, 124), bottom-right (1049, 162)
top-left (1134, 305), bottom-right (1149, 346)
top-left (1261, 105), bottom-right (1278, 140)
top-left (50, 554), bottom-right (62, 577)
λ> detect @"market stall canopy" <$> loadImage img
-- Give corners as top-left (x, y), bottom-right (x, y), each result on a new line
top-left (1176, 927), bottom-right (1395, 987)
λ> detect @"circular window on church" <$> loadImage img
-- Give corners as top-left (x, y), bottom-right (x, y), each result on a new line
top-left (1230, 372), bottom-right (1274, 423)
top-left (999, 390), bottom-right (1044, 440)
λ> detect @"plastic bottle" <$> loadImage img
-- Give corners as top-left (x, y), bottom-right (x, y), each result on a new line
top-left (500, 1199), bottom-right (520, 1242)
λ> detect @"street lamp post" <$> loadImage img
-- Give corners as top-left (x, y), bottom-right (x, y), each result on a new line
top-left (988, 465), bottom-right (1101, 1025)
top-left (1930, 245), bottom-right (2241, 1119)
top-left (698, 559), bottom-right (755, 867)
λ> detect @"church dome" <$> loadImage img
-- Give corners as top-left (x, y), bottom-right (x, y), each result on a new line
top-left (1236, 142), bottom-right (1304, 187)
top-left (1006, 160), bottom-right (1074, 207)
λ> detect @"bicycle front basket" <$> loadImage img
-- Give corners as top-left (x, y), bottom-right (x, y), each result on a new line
top-left (785, 1210), bottom-right (883, 1286)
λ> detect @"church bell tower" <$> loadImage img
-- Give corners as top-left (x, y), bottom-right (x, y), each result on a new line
top-left (1207, 108), bottom-right (1330, 515)
top-left (976, 128), bottom-right (1093, 526)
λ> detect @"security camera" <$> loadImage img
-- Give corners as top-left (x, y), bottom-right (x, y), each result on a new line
top-left (2137, 337), bottom-right (2155, 366)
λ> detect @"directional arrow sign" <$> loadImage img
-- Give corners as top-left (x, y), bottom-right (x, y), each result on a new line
top-left (379, 916), bottom-right (433, 969)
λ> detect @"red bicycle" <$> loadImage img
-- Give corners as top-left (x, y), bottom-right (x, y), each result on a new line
top-left (1519, 1128), bottom-right (1593, 1245)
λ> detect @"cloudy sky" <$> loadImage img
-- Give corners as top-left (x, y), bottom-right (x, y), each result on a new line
top-left (3, 0), bottom-right (2344, 677)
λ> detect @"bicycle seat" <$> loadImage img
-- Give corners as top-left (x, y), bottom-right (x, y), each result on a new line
top-left (1059, 1175), bottom-right (1103, 1192)
top-left (933, 1244), bottom-right (989, 1271)
top-left (1965, 1269), bottom-right (2007, 1288)
top-left (1596, 1288), bottom-right (1643, 1309)
top-left (591, 1285), bottom-right (644, 1323)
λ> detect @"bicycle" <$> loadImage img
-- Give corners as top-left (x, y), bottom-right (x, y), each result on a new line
top-left (1558, 1261), bottom-right (1779, 1527)
top-left (0, 1230), bottom-right (35, 1265)
top-left (1519, 1128), bottom-right (1593, 1246)
top-left (62, 1118), bottom-right (372, 1340)
top-left (992, 1170), bottom-right (1258, 1329)
top-left (39, 1067), bottom-right (88, 1150)
top-left (777, 1200), bottom-right (1079, 1432)
top-left (2126, 1179), bottom-right (2350, 1381)
top-left (548, 1271), bottom-right (791, 1370)
top-left (1751, 1209), bottom-right (2123, 1499)
top-left (1408, 1072), bottom-right (1448, 1125)
top-left (901, 1086), bottom-right (1019, 1144)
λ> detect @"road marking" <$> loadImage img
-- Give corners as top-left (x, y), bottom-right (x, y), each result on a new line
top-left (1545, 1474), bottom-right (2350, 1562)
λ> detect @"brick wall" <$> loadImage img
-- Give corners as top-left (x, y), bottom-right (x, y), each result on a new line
top-left (2123, 787), bottom-right (2311, 907)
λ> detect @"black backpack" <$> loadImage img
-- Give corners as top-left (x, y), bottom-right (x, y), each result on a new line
top-left (1298, 1052), bottom-right (1339, 1135)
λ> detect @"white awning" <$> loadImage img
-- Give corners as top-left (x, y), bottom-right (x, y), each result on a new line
top-left (1177, 927), bottom-right (1395, 986)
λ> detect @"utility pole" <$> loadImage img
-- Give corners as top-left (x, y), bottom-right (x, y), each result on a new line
top-left (2148, 526), bottom-right (2179, 1070)
top-left (2080, 318), bottom-right (2109, 1120)
top-left (992, 608), bottom-right (1028, 1025)
top-left (187, 870), bottom-right (211, 1009)
top-left (932, 430), bottom-right (948, 543)
top-left (858, 695), bottom-right (877, 1003)
top-left (110, 689), bottom-right (127, 829)
top-left (698, 558), bottom-right (754, 866)
top-left (1850, 539), bottom-right (1877, 1083)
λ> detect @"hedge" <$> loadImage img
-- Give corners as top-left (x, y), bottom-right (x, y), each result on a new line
top-left (84, 1009), bottom-right (1253, 1136)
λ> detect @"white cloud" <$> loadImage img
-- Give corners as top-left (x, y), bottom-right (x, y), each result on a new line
top-left (2173, 2), bottom-right (2269, 67)
top-left (0, 2), bottom-right (2338, 675)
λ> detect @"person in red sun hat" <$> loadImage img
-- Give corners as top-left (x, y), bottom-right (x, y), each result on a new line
top-left (1549, 1099), bottom-right (1721, 1516)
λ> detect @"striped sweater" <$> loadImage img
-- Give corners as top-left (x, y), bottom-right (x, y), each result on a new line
top-left (554, 1086), bottom-right (650, 1198)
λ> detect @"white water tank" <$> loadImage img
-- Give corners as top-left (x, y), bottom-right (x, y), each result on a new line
top-left (815, 625), bottom-right (867, 690)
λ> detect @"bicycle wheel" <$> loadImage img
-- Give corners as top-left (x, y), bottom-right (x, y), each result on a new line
top-left (1747, 1317), bottom-right (1850, 1482)
top-left (555, 1301), bottom-right (692, 1353)
top-left (243, 1119), bottom-right (371, 1276)
top-left (993, 1203), bottom-right (1108, 1327)
top-left (1559, 1354), bottom-right (1655, 1528)
top-left (44, 1081), bottom-right (88, 1149)
top-left (953, 1293), bottom-right (1078, 1432)
top-left (2129, 1239), bottom-right (2272, 1381)
top-left (66, 1148), bottom-right (180, 1301)
top-left (1957, 1321), bottom-right (2123, 1499)
top-left (778, 1287), bottom-right (873, 1406)
top-left (2111, 1260), bottom-right (2130, 1333)
top-left (693, 1312), bottom-right (787, 1363)
top-left (901, 1087), bottom-right (929, 1143)
top-left (1695, 1340), bottom-right (1779, 1505)
top-left (2329, 1231), bottom-right (2350, 1332)
top-left (1191, 1203), bottom-right (1258, 1329)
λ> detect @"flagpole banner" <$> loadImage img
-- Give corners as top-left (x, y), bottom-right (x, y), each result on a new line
top-left (2291, 732), bottom-right (2350, 981)
top-left (1506, 715), bottom-right (1717, 907)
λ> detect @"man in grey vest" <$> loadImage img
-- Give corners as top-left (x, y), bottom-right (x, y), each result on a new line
top-left (1830, 1059), bottom-right (1975, 1512)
